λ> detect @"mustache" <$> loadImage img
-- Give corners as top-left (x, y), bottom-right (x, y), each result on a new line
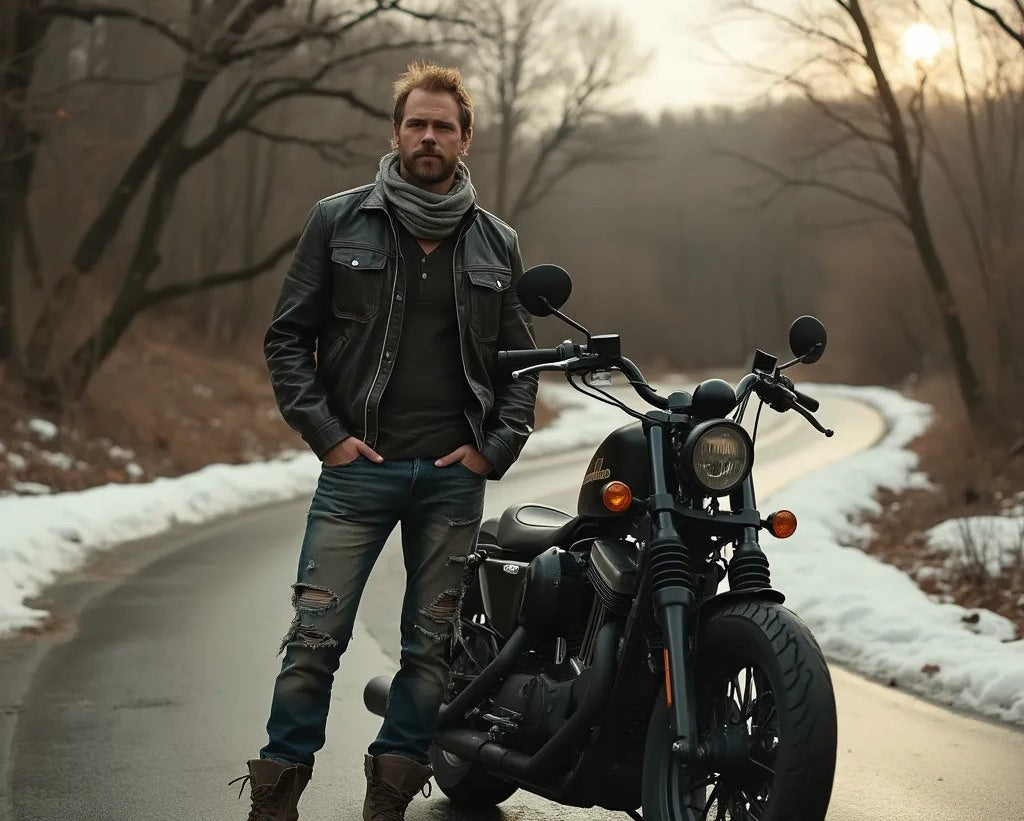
top-left (413, 149), bottom-right (443, 159)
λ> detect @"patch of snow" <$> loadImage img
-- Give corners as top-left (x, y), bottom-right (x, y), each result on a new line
top-left (927, 516), bottom-right (1024, 577)
top-left (13, 482), bottom-right (51, 496)
top-left (27, 419), bottom-right (58, 441)
top-left (108, 446), bottom-right (135, 461)
top-left (125, 463), bottom-right (144, 478)
top-left (766, 385), bottom-right (1024, 725)
top-left (7, 453), bottom-right (26, 471)
top-left (40, 451), bottom-right (75, 471)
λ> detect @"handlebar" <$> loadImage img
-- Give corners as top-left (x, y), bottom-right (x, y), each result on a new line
top-left (498, 345), bottom-right (827, 431)
top-left (496, 347), bottom-right (567, 371)
top-left (793, 388), bottom-right (820, 413)
top-left (497, 343), bottom-right (669, 409)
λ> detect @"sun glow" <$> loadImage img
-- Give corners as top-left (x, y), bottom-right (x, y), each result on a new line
top-left (902, 23), bottom-right (943, 64)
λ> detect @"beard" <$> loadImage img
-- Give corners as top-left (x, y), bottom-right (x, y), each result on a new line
top-left (399, 147), bottom-right (460, 187)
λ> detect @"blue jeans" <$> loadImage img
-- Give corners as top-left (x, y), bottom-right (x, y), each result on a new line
top-left (260, 456), bottom-right (486, 767)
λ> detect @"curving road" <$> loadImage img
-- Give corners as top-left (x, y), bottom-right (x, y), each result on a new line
top-left (1, 390), bottom-right (1022, 820)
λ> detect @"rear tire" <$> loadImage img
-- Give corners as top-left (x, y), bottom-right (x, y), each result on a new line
top-left (429, 613), bottom-right (519, 808)
top-left (642, 601), bottom-right (837, 820)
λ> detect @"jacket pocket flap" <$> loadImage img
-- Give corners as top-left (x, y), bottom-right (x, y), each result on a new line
top-left (466, 268), bottom-right (512, 291)
top-left (331, 247), bottom-right (387, 271)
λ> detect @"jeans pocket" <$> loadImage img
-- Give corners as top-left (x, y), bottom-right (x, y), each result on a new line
top-left (322, 454), bottom-right (365, 470)
top-left (452, 460), bottom-right (486, 478)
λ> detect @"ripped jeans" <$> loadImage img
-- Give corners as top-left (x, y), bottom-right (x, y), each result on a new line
top-left (260, 456), bottom-right (486, 767)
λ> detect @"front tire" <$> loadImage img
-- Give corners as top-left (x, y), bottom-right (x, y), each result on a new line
top-left (642, 601), bottom-right (837, 821)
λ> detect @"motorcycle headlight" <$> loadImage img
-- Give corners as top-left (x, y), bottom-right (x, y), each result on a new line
top-left (679, 420), bottom-right (753, 496)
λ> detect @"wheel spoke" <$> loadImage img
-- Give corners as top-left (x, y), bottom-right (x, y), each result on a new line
top-left (741, 667), bottom-right (753, 718)
top-left (700, 784), bottom-right (720, 821)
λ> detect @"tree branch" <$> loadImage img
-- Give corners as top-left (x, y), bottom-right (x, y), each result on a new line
top-left (140, 232), bottom-right (300, 308)
top-left (716, 146), bottom-right (909, 224)
top-left (963, 0), bottom-right (1024, 49)
top-left (41, 2), bottom-right (194, 51)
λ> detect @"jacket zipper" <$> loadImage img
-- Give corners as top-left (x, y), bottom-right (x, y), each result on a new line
top-left (363, 208), bottom-right (402, 448)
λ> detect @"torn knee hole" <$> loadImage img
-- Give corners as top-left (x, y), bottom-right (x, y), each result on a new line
top-left (278, 614), bottom-right (339, 654)
top-left (291, 583), bottom-right (338, 612)
top-left (420, 588), bottom-right (462, 622)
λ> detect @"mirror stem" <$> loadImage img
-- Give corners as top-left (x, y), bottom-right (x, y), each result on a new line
top-left (540, 297), bottom-right (591, 340)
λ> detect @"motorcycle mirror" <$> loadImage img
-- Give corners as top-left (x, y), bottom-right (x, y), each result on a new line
top-left (516, 264), bottom-right (572, 317)
top-left (789, 316), bottom-right (827, 364)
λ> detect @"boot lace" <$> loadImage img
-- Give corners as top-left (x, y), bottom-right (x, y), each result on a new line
top-left (365, 778), bottom-right (431, 821)
top-left (228, 774), bottom-right (288, 821)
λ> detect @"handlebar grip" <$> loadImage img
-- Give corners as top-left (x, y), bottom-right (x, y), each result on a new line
top-left (497, 348), bottom-right (562, 371)
top-left (794, 388), bottom-right (819, 413)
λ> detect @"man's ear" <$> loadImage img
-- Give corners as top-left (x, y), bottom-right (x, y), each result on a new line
top-left (461, 126), bottom-right (473, 154)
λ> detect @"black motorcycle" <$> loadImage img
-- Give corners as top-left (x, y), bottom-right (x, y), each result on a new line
top-left (364, 264), bottom-right (838, 820)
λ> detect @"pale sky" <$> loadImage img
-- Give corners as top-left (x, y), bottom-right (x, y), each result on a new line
top-left (590, 0), bottom-right (976, 116)
top-left (591, 0), bottom-right (777, 115)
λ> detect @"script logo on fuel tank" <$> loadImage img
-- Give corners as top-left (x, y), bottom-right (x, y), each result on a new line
top-left (583, 457), bottom-right (612, 485)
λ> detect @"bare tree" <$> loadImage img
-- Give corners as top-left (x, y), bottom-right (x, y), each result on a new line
top-left (0, 0), bottom-right (55, 368)
top-left (727, 0), bottom-right (1006, 434)
top-left (463, 0), bottom-right (646, 221)
top-left (2, 0), bottom-right (468, 403)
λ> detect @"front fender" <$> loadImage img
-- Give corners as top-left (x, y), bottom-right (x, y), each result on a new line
top-left (698, 587), bottom-right (785, 622)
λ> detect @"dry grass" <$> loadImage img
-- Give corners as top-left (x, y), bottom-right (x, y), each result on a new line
top-left (858, 374), bottom-right (1024, 638)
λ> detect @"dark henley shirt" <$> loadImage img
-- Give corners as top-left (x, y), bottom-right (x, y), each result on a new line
top-left (374, 216), bottom-right (475, 458)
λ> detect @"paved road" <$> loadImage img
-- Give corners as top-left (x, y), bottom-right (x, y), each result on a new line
top-left (1, 391), bottom-right (1022, 820)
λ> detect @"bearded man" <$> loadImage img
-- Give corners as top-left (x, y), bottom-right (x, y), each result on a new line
top-left (233, 62), bottom-right (538, 821)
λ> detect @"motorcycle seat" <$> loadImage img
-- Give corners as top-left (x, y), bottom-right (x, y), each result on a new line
top-left (489, 503), bottom-right (580, 557)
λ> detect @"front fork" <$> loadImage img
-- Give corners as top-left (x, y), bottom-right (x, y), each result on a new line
top-left (646, 423), bottom-right (769, 762)
top-left (645, 423), bottom-right (701, 761)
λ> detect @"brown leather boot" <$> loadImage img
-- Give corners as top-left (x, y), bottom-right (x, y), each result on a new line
top-left (229, 758), bottom-right (312, 821)
top-left (362, 753), bottom-right (433, 821)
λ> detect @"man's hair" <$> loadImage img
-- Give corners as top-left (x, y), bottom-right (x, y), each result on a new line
top-left (392, 62), bottom-right (474, 134)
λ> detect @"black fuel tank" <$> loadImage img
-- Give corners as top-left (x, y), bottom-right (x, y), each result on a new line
top-left (577, 422), bottom-right (650, 517)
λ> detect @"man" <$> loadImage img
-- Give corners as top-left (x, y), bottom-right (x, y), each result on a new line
top-left (234, 62), bottom-right (537, 821)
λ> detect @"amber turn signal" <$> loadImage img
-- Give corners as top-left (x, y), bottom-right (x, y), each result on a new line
top-left (767, 510), bottom-right (798, 538)
top-left (602, 481), bottom-right (632, 512)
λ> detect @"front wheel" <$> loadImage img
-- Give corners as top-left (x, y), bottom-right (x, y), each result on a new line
top-left (642, 601), bottom-right (837, 821)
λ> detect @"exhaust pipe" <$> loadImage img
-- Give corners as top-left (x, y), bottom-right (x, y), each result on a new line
top-left (364, 675), bottom-right (391, 717)
top-left (364, 620), bottom-right (621, 785)
top-left (363, 625), bottom-right (530, 721)
top-left (435, 620), bottom-right (622, 784)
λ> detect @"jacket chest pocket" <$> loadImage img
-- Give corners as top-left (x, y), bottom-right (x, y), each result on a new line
top-left (465, 267), bottom-right (512, 340)
top-left (330, 246), bottom-right (389, 322)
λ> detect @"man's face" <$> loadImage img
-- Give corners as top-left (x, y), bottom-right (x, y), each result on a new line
top-left (394, 88), bottom-right (472, 193)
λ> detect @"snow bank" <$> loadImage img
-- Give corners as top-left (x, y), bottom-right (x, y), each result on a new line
top-left (2, 382), bottom-right (1023, 726)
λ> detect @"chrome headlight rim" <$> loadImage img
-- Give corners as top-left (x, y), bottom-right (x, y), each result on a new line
top-left (679, 419), bottom-right (754, 496)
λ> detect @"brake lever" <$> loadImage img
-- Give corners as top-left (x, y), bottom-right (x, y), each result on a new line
top-left (790, 400), bottom-right (834, 437)
top-left (511, 357), bottom-right (577, 379)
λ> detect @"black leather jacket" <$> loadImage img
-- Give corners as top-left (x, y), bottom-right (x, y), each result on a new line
top-left (264, 182), bottom-right (538, 479)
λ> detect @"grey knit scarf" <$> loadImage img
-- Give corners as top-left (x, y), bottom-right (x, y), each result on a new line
top-left (375, 151), bottom-right (476, 239)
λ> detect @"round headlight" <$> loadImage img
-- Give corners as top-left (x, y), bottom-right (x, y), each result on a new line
top-left (681, 421), bottom-right (753, 495)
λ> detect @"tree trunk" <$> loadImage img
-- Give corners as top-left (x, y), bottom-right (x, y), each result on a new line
top-left (31, 283), bottom-right (145, 404)
top-left (0, 1), bottom-right (51, 371)
top-left (847, 0), bottom-right (992, 432)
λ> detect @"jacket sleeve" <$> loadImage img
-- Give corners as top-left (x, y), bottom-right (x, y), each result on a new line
top-left (263, 203), bottom-right (350, 459)
top-left (480, 232), bottom-right (539, 479)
